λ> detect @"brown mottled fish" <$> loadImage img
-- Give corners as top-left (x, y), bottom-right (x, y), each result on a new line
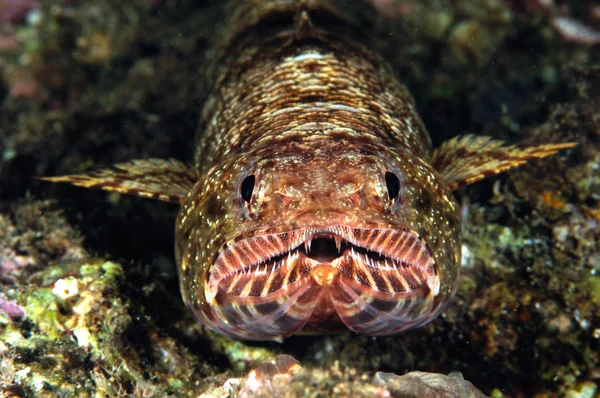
top-left (43, 0), bottom-right (575, 340)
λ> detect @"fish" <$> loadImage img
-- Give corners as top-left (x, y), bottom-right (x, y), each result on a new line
top-left (42, 0), bottom-right (575, 341)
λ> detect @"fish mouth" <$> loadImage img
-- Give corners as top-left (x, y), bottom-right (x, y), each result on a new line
top-left (208, 225), bottom-right (439, 301)
top-left (205, 226), bottom-right (440, 338)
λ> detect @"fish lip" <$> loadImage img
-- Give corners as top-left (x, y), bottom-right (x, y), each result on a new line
top-left (206, 225), bottom-right (439, 303)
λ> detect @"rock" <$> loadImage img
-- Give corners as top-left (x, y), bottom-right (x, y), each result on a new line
top-left (204, 355), bottom-right (487, 398)
top-left (374, 371), bottom-right (488, 398)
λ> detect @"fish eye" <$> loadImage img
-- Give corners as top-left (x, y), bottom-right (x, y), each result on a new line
top-left (385, 171), bottom-right (401, 200)
top-left (241, 174), bottom-right (255, 203)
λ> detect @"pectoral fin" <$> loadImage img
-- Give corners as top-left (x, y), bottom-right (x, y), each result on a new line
top-left (431, 135), bottom-right (576, 191)
top-left (41, 158), bottom-right (197, 204)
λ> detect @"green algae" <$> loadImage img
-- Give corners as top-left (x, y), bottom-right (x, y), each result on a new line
top-left (582, 276), bottom-right (600, 305)
top-left (0, 202), bottom-right (220, 396)
top-left (207, 336), bottom-right (277, 373)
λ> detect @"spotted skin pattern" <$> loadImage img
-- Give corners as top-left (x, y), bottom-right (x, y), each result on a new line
top-left (43, 0), bottom-right (575, 340)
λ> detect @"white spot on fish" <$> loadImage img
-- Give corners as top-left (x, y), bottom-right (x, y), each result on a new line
top-left (292, 52), bottom-right (325, 61)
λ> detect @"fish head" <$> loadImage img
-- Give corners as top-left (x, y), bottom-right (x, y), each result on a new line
top-left (176, 139), bottom-right (461, 340)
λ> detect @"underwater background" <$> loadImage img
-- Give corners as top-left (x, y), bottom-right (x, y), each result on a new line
top-left (0, 0), bottom-right (599, 396)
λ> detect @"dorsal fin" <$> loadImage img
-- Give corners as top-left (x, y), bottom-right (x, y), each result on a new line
top-left (41, 158), bottom-right (197, 204)
top-left (431, 135), bottom-right (577, 191)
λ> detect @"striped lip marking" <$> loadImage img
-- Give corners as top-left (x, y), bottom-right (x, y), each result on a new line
top-left (205, 226), bottom-right (439, 304)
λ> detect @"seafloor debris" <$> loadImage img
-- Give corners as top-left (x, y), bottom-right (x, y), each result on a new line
top-left (238, 355), bottom-right (302, 398)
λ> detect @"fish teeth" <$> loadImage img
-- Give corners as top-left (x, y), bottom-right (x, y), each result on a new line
top-left (304, 239), bottom-right (310, 253)
top-left (287, 251), bottom-right (298, 266)
top-left (334, 235), bottom-right (342, 252)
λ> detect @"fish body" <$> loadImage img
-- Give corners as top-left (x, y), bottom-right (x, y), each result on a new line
top-left (44, 0), bottom-right (575, 340)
